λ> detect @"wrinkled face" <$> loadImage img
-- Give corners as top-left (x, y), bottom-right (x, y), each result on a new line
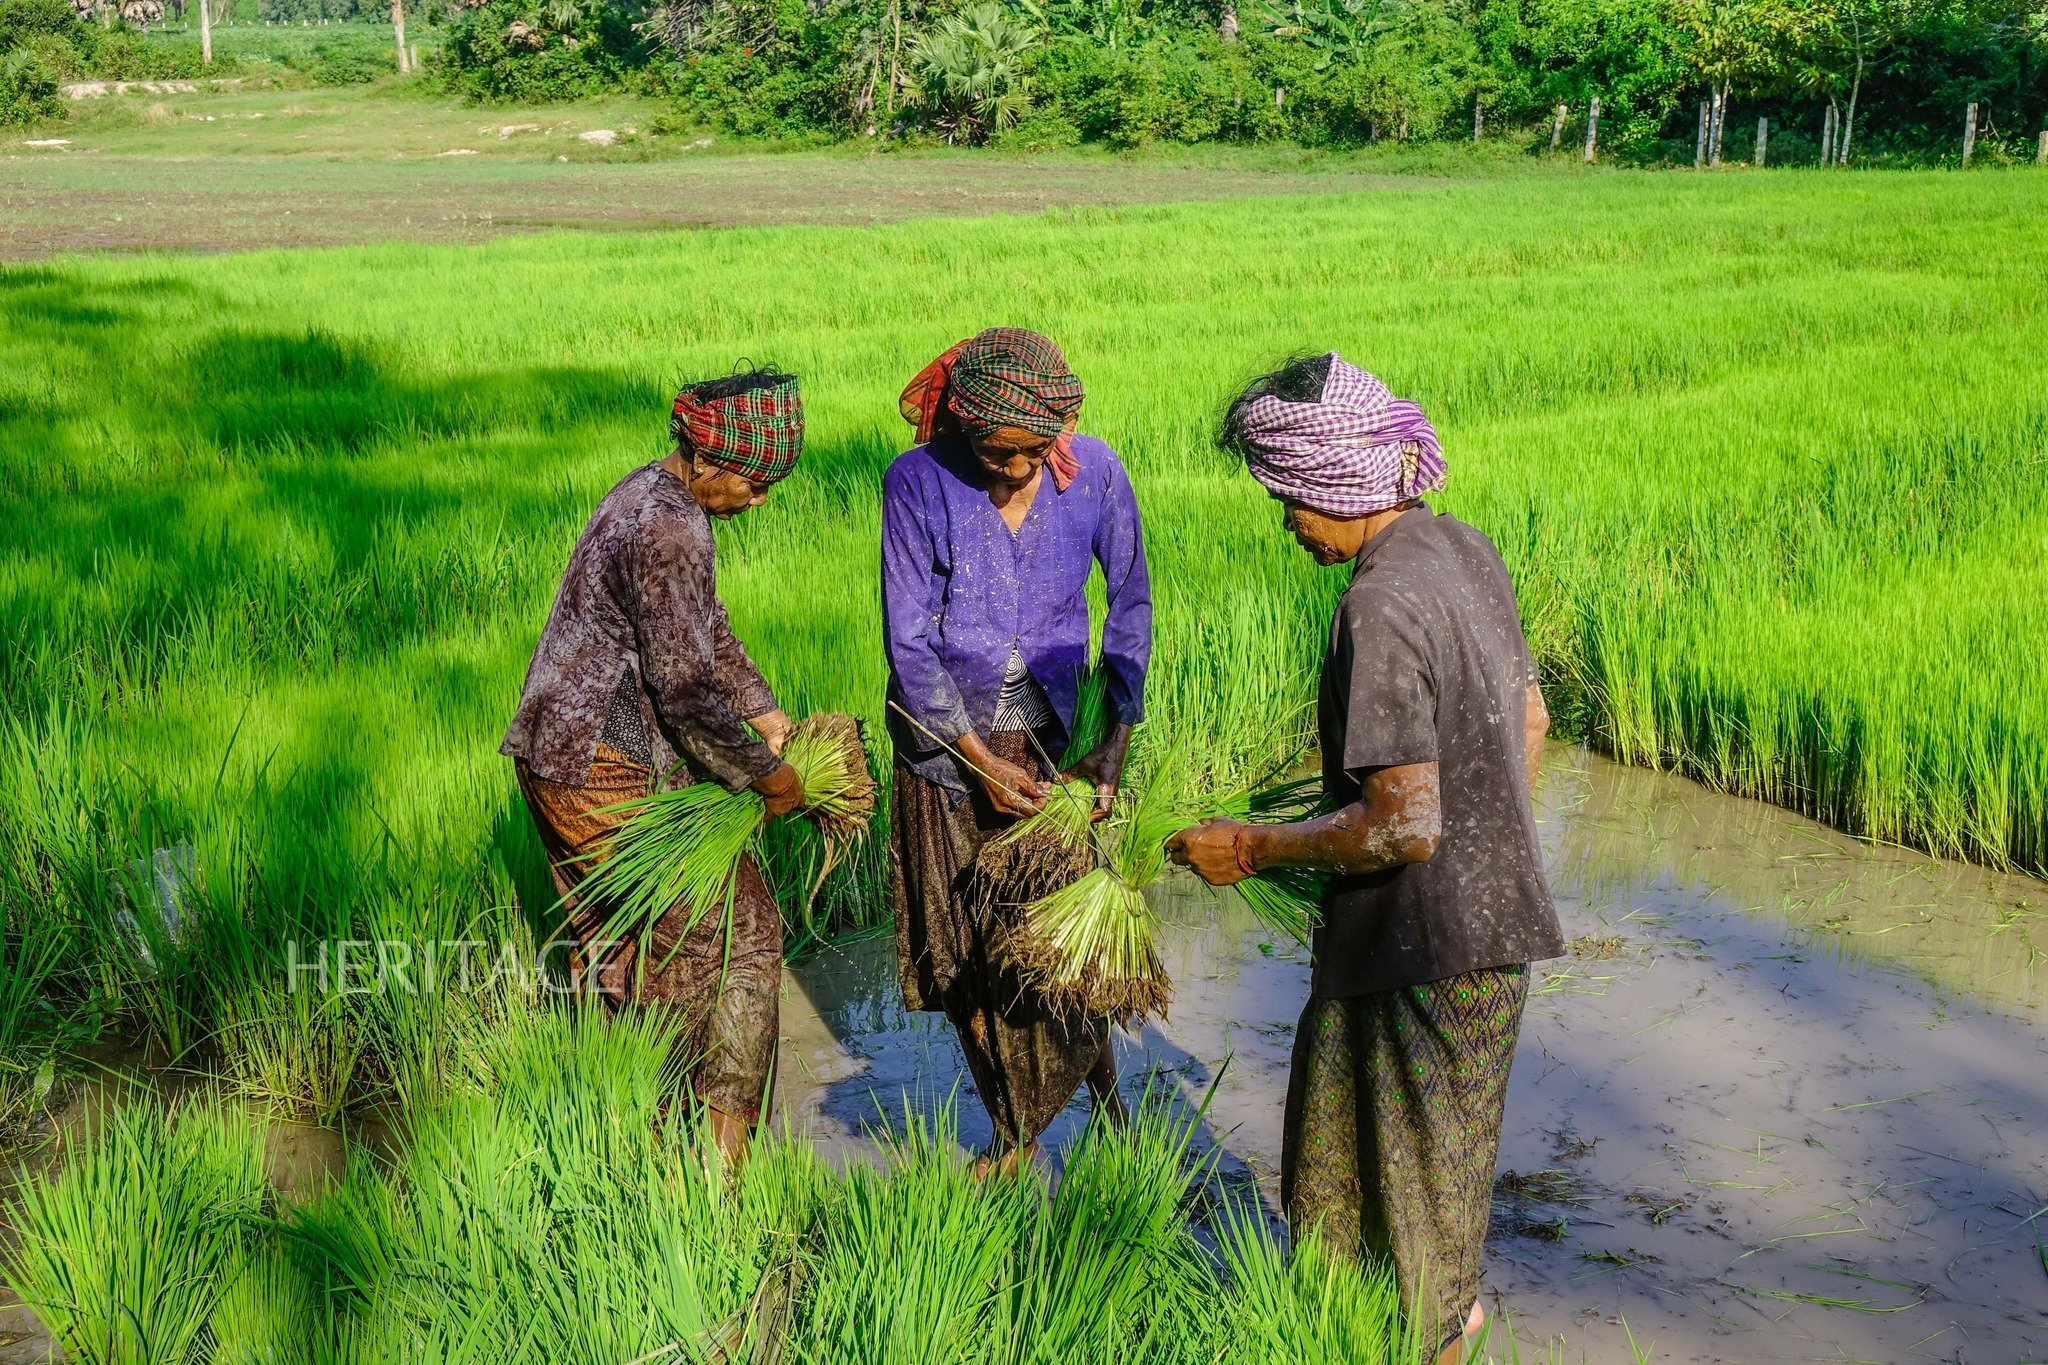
top-left (689, 459), bottom-right (771, 518)
top-left (1281, 499), bottom-right (1369, 565)
top-left (968, 425), bottom-right (1055, 489)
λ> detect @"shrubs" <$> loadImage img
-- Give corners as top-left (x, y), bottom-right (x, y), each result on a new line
top-left (434, 0), bottom-right (654, 103)
top-left (0, 46), bottom-right (59, 124)
top-left (0, 0), bottom-right (205, 110)
top-left (909, 2), bottom-right (1036, 143)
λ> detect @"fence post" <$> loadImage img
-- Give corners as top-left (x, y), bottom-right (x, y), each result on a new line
top-left (2039, 128), bottom-right (2047, 164)
top-left (1962, 102), bottom-right (1977, 166)
top-left (1549, 103), bottom-right (1567, 152)
top-left (1583, 95), bottom-right (1600, 163)
top-left (1755, 116), bottom-right (1768, 167)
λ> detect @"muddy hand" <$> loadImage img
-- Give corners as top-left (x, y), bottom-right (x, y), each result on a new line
top-left (1167, 817), bottom-right (1251, 887)
top-left (979, 754), bottom-right (1048, 818)
top-left (1059, 726), bottom-right (1131, 822)
top-left (752, 761), bottom-right (806, 819)
top-left (749, 707), bottom-right (795, 755)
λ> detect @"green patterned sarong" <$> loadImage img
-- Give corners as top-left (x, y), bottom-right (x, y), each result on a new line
top-left (1281, 965), bottom-right (1528, 1353)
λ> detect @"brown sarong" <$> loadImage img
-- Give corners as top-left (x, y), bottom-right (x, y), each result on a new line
top-left (890, 730), bottom-right (1110, 1153)
top-left (1281, 964), bottom-right (1528, 1354)
top-left (515, 743), bottom-right (781, 1123)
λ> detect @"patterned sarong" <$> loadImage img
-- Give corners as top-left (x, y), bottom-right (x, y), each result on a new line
top-left (1281, 964), bottom-right (1528, 1354)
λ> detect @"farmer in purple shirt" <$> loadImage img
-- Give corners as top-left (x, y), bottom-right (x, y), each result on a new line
top-left (882, 328), bottom-right (1151, 1173)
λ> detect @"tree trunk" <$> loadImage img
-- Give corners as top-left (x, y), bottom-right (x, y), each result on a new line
top-left (1218, 2), bottom-right (1237, 42)
top-left (1709, 84), bottom-right (1725, 165)
top-left (199, 0), bottom-right (210, 64)
top-left (1821, 101), bottom-right (1836, 165)
top-left (1549, 103), bottom-right (1566, 152)
top-left (1472, 92), bottom-right (1482, 141)
top-left (391, 0), bottom-right (408, 73)
top-left (1754, 116), bottom-right (1767, 167)
top-left (886, 0), bottom-right (900, 115)
top-left (2038, 128), bottom-right (2047, 165)
top-left (1695, 99), bottom-right (1708, 165)
top-left (1582, 95), bottom-right (1599, 162)
top-left (1961, 102), bottom-right (1977, 166)
top-left (1840, 62), bottom-right (1861, 164)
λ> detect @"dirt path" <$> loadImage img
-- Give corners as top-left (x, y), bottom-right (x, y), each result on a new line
top-left (777, 749), bottom-right (2048, 1363)
top-left (0, 146), bottom-right (1414, 260)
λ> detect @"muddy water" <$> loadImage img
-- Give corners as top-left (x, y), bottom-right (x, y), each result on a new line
top-left (776, 748), bottom-right (2048, 1364)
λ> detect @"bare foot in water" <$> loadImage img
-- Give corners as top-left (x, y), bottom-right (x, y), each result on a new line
top-left (1432, 1300), bottom-right (1486, 1365)
top-left (971, 1141), bottom-right (1039, 1181)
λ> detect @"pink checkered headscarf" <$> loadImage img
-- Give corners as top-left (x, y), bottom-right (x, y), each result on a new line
top-left (1236, 354), bottom-right (1445, 517)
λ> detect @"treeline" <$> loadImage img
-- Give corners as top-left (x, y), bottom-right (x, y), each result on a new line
top-left (429, 0), bottom-right (2046, 160)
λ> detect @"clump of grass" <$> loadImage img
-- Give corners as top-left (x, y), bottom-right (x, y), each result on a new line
top-left (3, 1101), bottom-right (267, 1365)
top-left (572, 711), bottom-right (875, 953)
top-left (1211, 1195), bottom-right (1421, 1361)
top-left (1000, 760), bottom-right (1329, 1019)
top-left (989, 1088), bottom-right (1210, 1359)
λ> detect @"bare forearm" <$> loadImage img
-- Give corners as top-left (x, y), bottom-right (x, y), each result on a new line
top-left (1242, 764), bottom-right (1442, 877)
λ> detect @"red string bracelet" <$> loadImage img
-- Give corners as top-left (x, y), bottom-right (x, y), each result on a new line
top-left (1232, 825), bottom-right (1258, 880)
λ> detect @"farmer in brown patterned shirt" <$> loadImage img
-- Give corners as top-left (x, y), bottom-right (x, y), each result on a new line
top-left (503, 367), bottom-right (807, 1164)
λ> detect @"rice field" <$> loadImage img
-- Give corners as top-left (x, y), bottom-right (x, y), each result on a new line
top-left (1, 166), bottom-right (2044, 1352)
top-left (7, 1005), bottom-right (1417, 1364)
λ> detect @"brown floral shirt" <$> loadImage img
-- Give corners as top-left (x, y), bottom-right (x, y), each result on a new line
top-left (502, 462), bottom-right (781, 792)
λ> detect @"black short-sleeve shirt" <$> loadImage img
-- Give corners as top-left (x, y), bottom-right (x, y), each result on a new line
top-left (1313, 504), bottom-right (1563, 998)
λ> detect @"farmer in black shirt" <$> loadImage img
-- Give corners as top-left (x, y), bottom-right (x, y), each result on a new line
top-left (1170, 353), bottom-right (1562, 1365)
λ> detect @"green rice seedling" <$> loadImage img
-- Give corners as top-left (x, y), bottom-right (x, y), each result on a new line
top-left (988, 1096), bottom-right (1212, 1364)
top-left (1000, 762), bottom-right (1192, 1023)
top-left (976, 777), bottom-right (1101, 910)
top-left (288, 1005), bottom-right (833, 1365)
top-left (217, 977), bottom-right (373, 1126)
top-left (570, 711), bottom-right (875, 961)
top-left (787, 1098), bottom-right (1033, 1365)
top-left (974, 668), bottom-right (1116, 913)
top-left (207, 1240), bottom-right (324, 1365)
top-left (1209, 1194), bottom-right (1419, 1362)
top-left (3, 1100), bottom-right (267, 1365)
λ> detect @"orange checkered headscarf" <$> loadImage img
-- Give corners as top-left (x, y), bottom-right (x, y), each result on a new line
top-left (899, 328), bottom-right (1084, 490)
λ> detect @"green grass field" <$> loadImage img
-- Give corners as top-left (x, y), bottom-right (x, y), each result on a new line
top-left (7, 1005), bottom-right (1417, 1363)
top-left (3, 166), bottom-right (2046, 1117)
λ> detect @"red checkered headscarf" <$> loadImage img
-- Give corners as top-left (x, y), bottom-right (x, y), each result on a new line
top-left (899, 328), bottom-right (1084, 491)
top-left (670, 373), bottom-right (804, 486)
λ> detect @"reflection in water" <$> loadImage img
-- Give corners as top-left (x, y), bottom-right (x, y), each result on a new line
top-left (1541, 748), bottom-right (2046, 1017)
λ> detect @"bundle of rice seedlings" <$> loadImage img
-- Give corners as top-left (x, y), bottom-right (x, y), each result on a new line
top-left (974, 777), bottom-right (1099, 912)
top-left (998, 766), bottom-right (1186, 1024)
top-left (974, 668), bottom-right (1113, 913)
top-left (571, 711), bottom-right (875, 952)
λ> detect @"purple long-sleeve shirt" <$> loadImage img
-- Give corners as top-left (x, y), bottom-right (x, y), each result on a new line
top-left (881, 433), bottom-right (1151, 795)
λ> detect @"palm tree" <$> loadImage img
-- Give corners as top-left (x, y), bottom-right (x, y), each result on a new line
top-left (910, 3), bottom-right (1038, 143)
